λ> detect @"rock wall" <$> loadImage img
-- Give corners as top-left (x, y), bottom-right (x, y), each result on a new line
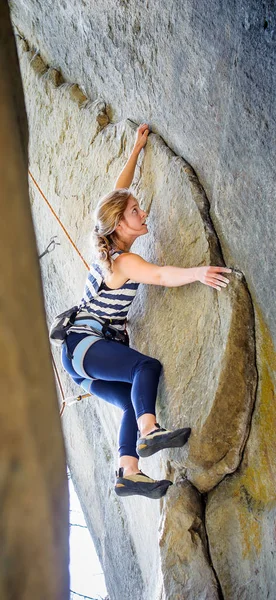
top-left (8, 1), bottom-right (276, 598)
top-left (8, 0), bottom-right (276, 345)
top-left (0, 4), bottom-right (69, 599)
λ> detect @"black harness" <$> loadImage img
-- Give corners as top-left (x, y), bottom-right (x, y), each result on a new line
top-left (49, 305), bottom-right (129, 358)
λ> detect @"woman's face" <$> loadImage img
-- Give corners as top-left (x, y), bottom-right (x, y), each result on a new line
top-left (117, 195), bottom-right (148, 239)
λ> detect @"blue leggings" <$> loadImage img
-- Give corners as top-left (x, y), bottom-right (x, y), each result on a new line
top-left (61, 333), bottom-right (162, 459)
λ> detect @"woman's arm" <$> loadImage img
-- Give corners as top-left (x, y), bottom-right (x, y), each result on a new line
top-left (115, 253), bottom-right (232, 291)
top-left (115, 123), bottom-right (149, 189)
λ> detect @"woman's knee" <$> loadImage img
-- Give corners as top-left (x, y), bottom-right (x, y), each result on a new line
top-left (137, 356), bottom-right (162, 375)
top-left (151, 357), bottom-right (162, 374)
top-left (90, 379), bottom-right (133, 413)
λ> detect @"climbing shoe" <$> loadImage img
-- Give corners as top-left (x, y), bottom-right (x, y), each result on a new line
top-left (114, 468), bottom-right (173, 499)
top-left (137, 422), bottom-right (191, 458)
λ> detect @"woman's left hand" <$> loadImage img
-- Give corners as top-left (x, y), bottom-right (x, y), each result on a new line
top-left (134, 123), bottom-right (150, 153)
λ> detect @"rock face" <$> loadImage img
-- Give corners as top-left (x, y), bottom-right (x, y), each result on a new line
top-left (8, 0), bottom-right (276, 346)
top-left (206, 310), bottom-right (276, 599)
top-left (8, 2), bottom-right (276, 599)
top-left (159, 477), bottom-right (220, 599)
top-left (131, 147), bottom-right (257, 493)
top-left (0, 4), bottom-right (69, 600)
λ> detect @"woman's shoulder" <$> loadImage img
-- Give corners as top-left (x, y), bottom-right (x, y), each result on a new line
top-left (110, 252), bottom-right (162, 286)
top-left (110, 249), bottom-right (123, 259)
top-left (105, 252), bottom-right (140, 288)
top-left (110, 249), bottom-right (129, 258)
top-left (111, 250), bottom-right (139, 260)
top-left (110, 250), bottom-right (139, 264)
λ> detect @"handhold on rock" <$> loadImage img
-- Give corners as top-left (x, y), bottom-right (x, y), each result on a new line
top-left (69, 83), bottom-right (88, 106)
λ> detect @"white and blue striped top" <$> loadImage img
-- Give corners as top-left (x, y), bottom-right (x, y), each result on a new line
top-left (74, 251), bottom-right (139, 331)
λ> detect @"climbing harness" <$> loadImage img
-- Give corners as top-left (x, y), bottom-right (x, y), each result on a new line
top-left (67, 314), bottom-right (129, 347)
top-left (50, 308), bottom-right (129, 356)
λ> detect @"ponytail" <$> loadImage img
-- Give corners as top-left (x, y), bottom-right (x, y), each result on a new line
top-left (92, 188), bottom-right (131, 274)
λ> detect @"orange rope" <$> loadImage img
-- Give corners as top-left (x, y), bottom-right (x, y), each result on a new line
top-left (59, 402), bottom-right (66, 417)
top-left (51, 351), bottom-right (67, 416)
top-left (28, 169), bottom-right (93, 415)
top-left (28, 169), bottom-right (90, 270)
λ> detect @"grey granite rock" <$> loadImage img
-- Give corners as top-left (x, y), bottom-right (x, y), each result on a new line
top-left (159, 476), bottom-right (220, 599)
top-left (9, 0), bottom-right (276, 346)
top-left (14, 40), bottom-right (266, 600)
top-left (206, 308), bottom-right (276, 600)
top-left (10, 5), bottom-right (276, 598)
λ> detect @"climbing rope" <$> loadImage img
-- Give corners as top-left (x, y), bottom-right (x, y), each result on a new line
top-left (51, 350), bottom-right (66, 416)
top-left (28, 169), bottom-right (90, 270)
top-left (28, 169), bottom-right (91, 416)
top-left (52, 351), bottom-right (90, 416)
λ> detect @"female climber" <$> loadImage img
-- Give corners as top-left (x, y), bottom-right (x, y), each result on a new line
top-left (61, 123), bottom-right (231, 499)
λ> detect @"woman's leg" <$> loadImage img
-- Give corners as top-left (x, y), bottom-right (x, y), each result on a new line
top-left (63, 337), bottom-right (159, 470)
top-left (90, 379), bottom-right (139, 471)
top-left (70, 339), bottom-right (190, 497)
top-left (83, 340), bottom-right (162, 473)
top-left (83, 339), bottom-right (162, 423)
top-left (89, 378), bottom-right (173, 497)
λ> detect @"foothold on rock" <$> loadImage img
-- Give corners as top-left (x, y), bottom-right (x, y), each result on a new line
top-left (48, 68), bottom-right (64, 88)
top-left (69, 83), bottom-right (88, 106)
top-left (97, 112), bottom-right (110, 127)
top-left (159, 479), bottom-right (220, 599)
top-left (15, 34), bottom-right (29, 53)
top-left (29, 52), bottom-right (48, 75)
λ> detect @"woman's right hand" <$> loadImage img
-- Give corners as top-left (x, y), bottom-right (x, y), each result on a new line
top-left (196, 266), bottom-right (232, 290)
top-left (133, 123), bottom-right (150, 153)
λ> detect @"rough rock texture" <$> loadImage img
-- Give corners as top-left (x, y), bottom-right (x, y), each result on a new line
top-left (8, 0), bottom-right (276, 347)
top-left (9, 2), bottom-right (276, 598)
top-left (16, 38), bottom-right (257, 497)
top-left (159, 476), bottom-right (220, 599)
top-left (0, 4), bottom-right (69, 599)
top-left (206, 308), bottom-right (276, 598)
top-left (131, 145), bottom-right (257, 492)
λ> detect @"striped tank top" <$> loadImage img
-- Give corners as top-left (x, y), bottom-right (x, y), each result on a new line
top-left (73, 250), bottom-right (139, 331)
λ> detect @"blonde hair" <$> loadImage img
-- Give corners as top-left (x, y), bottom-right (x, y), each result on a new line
top-left (92, 188), bottom-right (132, 273)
